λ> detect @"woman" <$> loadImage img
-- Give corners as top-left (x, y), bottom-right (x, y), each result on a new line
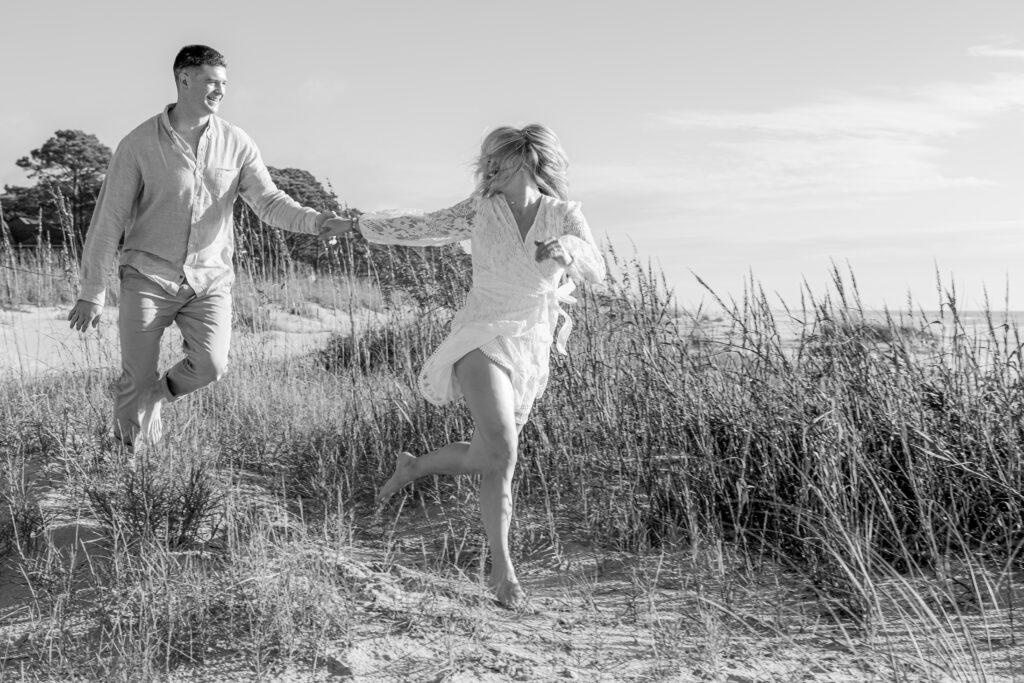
top-left (323, 125), bottom-right (605, 607)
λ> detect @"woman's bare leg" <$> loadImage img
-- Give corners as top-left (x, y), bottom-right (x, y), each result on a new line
top-left (454, 351), bottom-right (522, 606)
top-left (375, 350), bottom-right (524, 606)
top-left (375, 443), bottom-right (469, 503)
top-left (375, 351), bottom-right (518, 498)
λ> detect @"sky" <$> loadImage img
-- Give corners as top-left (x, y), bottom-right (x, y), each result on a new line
top-left (2, 1), bottom-right (1023, 310)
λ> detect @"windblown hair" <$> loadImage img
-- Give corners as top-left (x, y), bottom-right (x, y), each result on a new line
top-left (173, 45), bottom-right (227, 81)
top-left (474, 124), bottom-right (569, 200)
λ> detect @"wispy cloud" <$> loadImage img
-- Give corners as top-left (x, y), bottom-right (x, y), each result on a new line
top-left (968, 41), bottom-right (1024, 60)
top-left (581, 73), bottom-right (1024, 215)
top-left (758, 220), bottom-right (1024, 254)
top-left (661, 75), bottom-right (1024, 136)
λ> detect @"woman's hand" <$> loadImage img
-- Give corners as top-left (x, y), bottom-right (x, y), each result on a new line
top-left (534, 238), bottom-right (574, 267)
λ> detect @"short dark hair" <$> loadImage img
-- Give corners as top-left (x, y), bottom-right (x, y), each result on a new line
top-left (173, 45), bottom-right (227, 79)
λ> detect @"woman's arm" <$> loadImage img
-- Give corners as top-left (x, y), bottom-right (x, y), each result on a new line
top-left (358, 197), bottom-right (477, 247)
top-left (557, 203), bottom-right (606, 283)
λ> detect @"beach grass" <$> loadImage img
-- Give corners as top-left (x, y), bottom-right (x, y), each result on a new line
top-left (1, 245), bottom-right (1021, 680)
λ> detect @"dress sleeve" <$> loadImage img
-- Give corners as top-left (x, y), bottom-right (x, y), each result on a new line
top-left (558, 202), bottom-right (606, 283)
top-left (358, 197), bottom-right (477, 247)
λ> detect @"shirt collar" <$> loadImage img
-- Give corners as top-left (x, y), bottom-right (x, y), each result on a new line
top-left (159, 104), bottom-right (176, 136)
top-left (160, 104), bottom-right (218, 139)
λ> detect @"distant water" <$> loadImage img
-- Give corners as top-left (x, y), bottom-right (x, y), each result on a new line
top-left (681, 309), bottom-right (1024, 326)
top-left (854, 310), bottom-right (1024, 332)
top-left (770, 309), bottom-right (1024, 328)
top-left (676, 309), bottom-right (1024, 349)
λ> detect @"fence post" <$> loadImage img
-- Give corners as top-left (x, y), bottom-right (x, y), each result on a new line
top-left (0, 200), bottom-right (10, 300)
top-left (0, 199), bottom-right (11, 252)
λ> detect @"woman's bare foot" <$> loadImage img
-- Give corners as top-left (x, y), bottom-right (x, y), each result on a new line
top-left (489, 573), bottom-right (528, 610)
top-left (490, 577), bottom-right (527, 610)
top-left (375, 452), bottom-right (417, 504)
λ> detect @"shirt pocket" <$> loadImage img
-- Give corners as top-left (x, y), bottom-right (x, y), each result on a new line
top-left (209, 167), bottom-right (240, 198)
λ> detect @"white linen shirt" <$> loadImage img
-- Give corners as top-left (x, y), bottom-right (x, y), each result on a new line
top-left (78, 105), bottom-right (323, 305)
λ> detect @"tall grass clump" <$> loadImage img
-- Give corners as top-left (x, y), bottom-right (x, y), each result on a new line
top-left (4, 234), bottom-right (1021, 678)
top-left (0, 240), bottom-right (82, 307)
top-left (0, 435), bottom-right (46, 558)
top-left (0, 375), bottom-right (84, 559)
top-left (0, 314), bottom-right (363, 679)
top-left (82, 454), bottom-right (225, 549)
top-left (0, 188), bottom-right (100, 308)
top-left (75, 499), bottom-right (357, 680)
top-left (271, 246), bottom-right (1024, 663)
top-left (274, 247), bottom-right (1024, 576)
top-left (531, 261), bottom-right (1024, 572)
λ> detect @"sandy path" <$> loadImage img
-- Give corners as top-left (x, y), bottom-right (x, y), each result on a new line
top-left (0, 306), bottom-right (120, 378)
top-left (0, 304), bottom-right (386, 380)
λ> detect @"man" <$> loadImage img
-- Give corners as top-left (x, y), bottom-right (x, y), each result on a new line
top-left (68, 45), bottom-right (352, 447)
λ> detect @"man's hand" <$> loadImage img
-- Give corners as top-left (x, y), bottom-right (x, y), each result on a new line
top-left (67, 299), bottom-right (103, 332)
top-left (318, 217), bottom-right (358, 243)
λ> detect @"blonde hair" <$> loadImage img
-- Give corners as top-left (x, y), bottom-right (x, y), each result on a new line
top-left (474, 124), bottom-right (569, 200)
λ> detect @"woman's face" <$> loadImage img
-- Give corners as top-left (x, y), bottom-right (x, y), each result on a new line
top-left (486, 155), bottom-right (523, 192)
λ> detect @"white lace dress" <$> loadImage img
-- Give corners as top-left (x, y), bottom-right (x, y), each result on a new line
top-left (358, 194), bottom-right (606, 424)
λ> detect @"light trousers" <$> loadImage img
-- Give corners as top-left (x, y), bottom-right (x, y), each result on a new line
top-left (113, 268), bottom-right (232, 444)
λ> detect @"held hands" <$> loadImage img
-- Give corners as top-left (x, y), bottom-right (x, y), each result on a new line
top-left (67, 299), bottom-right (102, 332)
top-left (316, 209), bottom-right (362, 244)
top-left (317, 218), bottom-right (357, 244)
top-left (534, 238), bottom-right (574, 267)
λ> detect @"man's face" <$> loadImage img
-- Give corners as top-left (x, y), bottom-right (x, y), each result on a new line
top-left (181, 64), bottom-right (227, 114)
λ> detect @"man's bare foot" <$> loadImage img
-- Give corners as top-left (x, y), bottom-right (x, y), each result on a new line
top-left (375, 451), bottom-right (416, 504)
top-left (491, 578), bottom-right (527, 610)
top-left (139, 394), bottom-right (164, 446)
